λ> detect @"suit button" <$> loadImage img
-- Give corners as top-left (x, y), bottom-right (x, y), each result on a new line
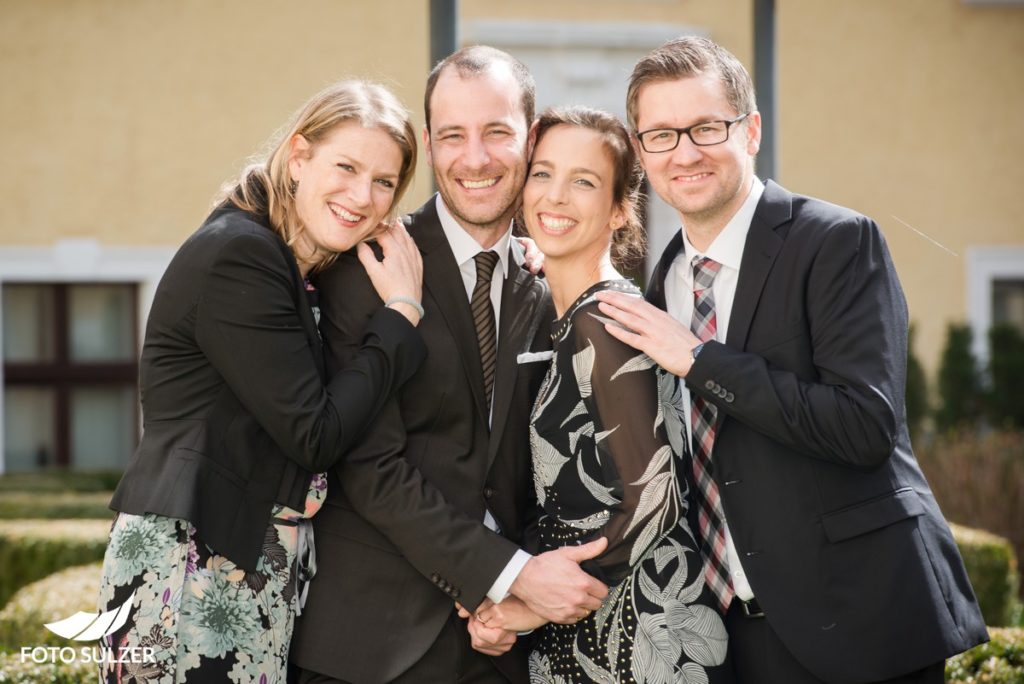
top-left (439, 579), bottom-right (449, 590)
top-left (451, 588), bottom-right (461, 598)
top-left (483, 487), bottom-right (494, 499)
top-left (430, 573), bottom-right (440, 584)
top-left (705, 380), bottom-right (715, 390)
top-left (725, 392), bottom-right (735, 403)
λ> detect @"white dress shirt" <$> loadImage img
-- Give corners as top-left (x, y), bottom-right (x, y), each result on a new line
top-left (434, 195), bottom-right (531, 603)
top-left (664, 178), bottom-right (765, 602)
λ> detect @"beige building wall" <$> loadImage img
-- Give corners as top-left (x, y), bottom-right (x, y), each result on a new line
top-left (0, 0), bottom-right (432, 248)
top-left (778, 0), bottom-right (1024, 372)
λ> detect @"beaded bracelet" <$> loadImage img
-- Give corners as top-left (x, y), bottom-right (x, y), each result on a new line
top-left (385, 296), bottom-right (425, 319)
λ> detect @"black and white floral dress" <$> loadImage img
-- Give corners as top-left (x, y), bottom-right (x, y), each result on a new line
top-left (528, 280), bottom-right (729, 684)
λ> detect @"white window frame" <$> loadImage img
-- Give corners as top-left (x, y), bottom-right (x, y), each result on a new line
top-left (965, 245), bottom-right (1024, 366)
top-left (0, 239), bottom-right (175, 473)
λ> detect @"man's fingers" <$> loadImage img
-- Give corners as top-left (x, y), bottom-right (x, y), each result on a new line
top-left (562, 536), bottom-right (608, 562)
top-left (596, 301), bottom-right (648, 333)
top-left (603, 321), bottom-right (646, 351)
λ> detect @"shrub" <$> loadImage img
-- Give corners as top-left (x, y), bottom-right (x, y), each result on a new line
top-left (0, 492), bottom-right (112, 521)
top-left (935, 324), bottom-right (984, 433)
top-left (0, 651), bottom-right (95, 683)
top-left (0, 563), bottom-right (101, 652)
top-left (0, 471), bottom-right (121, 494)
top-left (946, 627), bottom-right (1024, 683)
top-left (988, 323), bottom-right (1024, 430)
top-left (0, 520), bottom-right (109, 609)
top-left (906, 323), bottom-right (928, 440)
top-left (918, 430), bottom-right (1024, 602)
top-left (951, 524), bottom-right (1021, 627)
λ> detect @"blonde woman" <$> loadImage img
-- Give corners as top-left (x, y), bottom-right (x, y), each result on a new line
top-left (98, 80), bottom-right (425, 683)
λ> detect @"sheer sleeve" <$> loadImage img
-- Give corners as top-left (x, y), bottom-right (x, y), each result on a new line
top-left (570, 303), bottom-right (688, 586)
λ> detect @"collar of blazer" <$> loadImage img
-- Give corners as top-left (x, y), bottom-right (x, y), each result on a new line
top-left (212, 204), bottom-right (328, 380)
top-left (404, 198), bottom-right (548, 450)
top-left (725, 179), bottom-right (790, 352)
top-left (647, 179), bottom-right (792, 348)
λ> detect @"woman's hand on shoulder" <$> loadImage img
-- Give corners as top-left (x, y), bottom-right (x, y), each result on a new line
top-left (357, 219), bottom-right (424, 326)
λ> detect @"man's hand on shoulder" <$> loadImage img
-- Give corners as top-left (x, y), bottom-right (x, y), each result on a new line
top-left (509, 537), bottom-right (609, 624)
top-left (596, 291), bottom-right (702, 377)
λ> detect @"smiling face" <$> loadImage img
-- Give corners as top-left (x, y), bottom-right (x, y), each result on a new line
top-left (288, 122), bottom-right (403, 269)
top-left (635, 74), bottom-right (760, 235)
top-left (424, 66), bottom-right (532, 241)
top-left (523, 125), bottom-right (624, 269)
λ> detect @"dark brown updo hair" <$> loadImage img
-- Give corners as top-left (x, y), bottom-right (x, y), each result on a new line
top-left (532, 106), bottom-right (645, 269)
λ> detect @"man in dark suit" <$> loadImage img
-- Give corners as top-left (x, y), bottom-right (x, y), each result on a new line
top-left (290, 46), bottom-right (608, 684)
top-left (596, 36), bottom-right (988, 684)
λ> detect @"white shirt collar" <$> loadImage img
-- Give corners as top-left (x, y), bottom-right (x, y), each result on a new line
top-left (435, 194), bottom-right (512, 277)
top-left (681, 176), bottom-right (765, 270)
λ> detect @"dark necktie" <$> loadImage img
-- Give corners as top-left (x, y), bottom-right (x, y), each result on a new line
top-left (472, 251), bottom-right (499, 410)
top-left (690, 255), bottom-right (735, 612)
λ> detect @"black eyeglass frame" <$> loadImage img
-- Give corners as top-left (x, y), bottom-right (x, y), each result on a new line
top-left (636, 112), bottom-right (751, 153)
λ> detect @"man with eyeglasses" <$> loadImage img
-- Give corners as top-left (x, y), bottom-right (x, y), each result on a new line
top-left (596, 36), bottom-right (986, 684)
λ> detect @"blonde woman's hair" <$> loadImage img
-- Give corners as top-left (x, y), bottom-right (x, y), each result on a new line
top-left (222, 80), bottom-right (417, 272)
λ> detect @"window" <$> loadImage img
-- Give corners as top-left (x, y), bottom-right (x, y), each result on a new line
top-left (966, 246), bottom-right (1024, 363)
top-left (2, 283), bottom-right (138, 471)
top-left (992, 279), bottom-right (1024, 333)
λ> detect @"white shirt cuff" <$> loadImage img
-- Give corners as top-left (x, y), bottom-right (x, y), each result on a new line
top-left (486, 549), bottom-right (532, 604)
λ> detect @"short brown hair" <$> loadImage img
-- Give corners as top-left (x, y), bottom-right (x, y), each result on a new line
top-left (626, 36), bottom-right (756, 131)
top-left (424, 45), bottom-right (535, 131)
top-left (533, 106), bottom-right (645, 270)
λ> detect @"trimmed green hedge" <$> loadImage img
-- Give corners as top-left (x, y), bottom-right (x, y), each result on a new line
top-left (0, 520), bottom-right (109, 609)
top-left (0, 563), bottom-right (102, 652)
top-left (0, 492), bottom-right (112, 521)
top-left (946, 627), bottom-right (1024, 683)
top-left (0, 471), bottom-right (121, 494)
top-left (952, 524), bottom-right (1021, 627)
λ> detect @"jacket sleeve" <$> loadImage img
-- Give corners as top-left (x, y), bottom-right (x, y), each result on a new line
top-left (686, 215), bottom-right (905, 470)
top-left (570, 308), bottom-right (688, 586)
top-left (194, 228), bottom-right (426, 473)
top-left (319, 253), bottom-right (521, 612)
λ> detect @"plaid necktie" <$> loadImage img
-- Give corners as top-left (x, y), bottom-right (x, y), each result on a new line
top-left (690, 255), bottom-right (735, 612)
top-left (472, 251), bottom-right (499, 409)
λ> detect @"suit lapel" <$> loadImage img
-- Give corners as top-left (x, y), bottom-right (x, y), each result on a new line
top-left (646, 229), bottom-right (685, 309)
top-left (264, 217), bottom-right (326, 380)
top-left (725, 180), bottom-right (790, 351)
top-left (410, 201), bottom-right (489, 424)
top-left (714, 180), bottom-right (791, 432)
top-left (487, 243), bottom-right (544, 467)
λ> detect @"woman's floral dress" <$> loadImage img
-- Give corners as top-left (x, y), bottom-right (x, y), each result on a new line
top-left (98, 282), bottom-right (327, 684)
top-left (96, 474), bottom-right (325, 684)
top-left (527, 280), bottom-right (729, 684)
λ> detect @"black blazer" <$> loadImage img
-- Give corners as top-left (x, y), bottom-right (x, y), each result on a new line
top-left (647, 181), bottom-right (987, 683)
top-left (110, 204), bottom-right (425, 571)
top-left (290, 199), bottom-right (553, 684)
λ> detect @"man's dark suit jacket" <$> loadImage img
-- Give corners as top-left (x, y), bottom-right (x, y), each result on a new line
top-left (290, 198), bottom-right (553, 683)
top-left (646, 181), bottom-right (987, 684)
top-left (109, 204), bottom-right (425, 571)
